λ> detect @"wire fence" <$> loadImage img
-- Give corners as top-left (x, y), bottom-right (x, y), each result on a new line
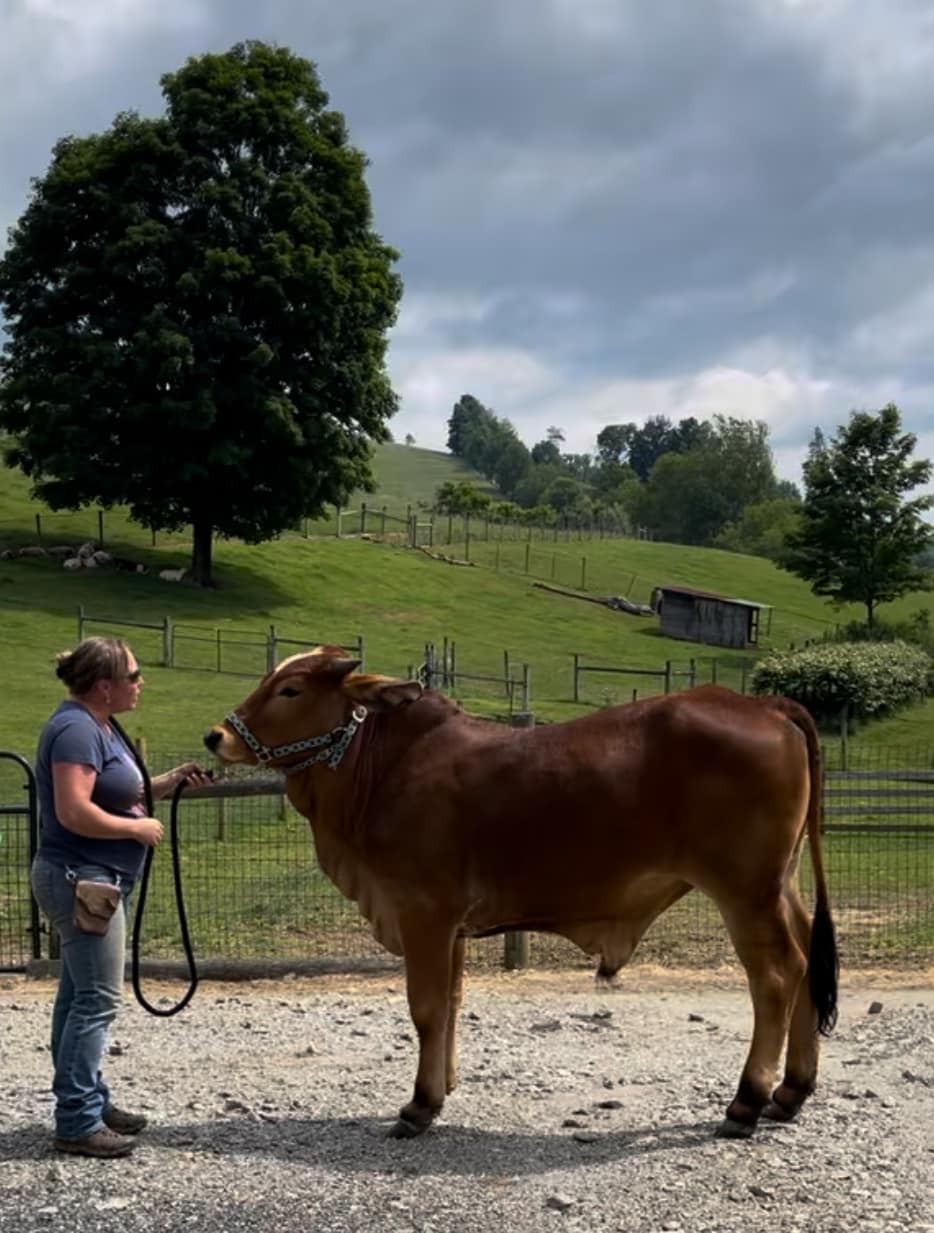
top-left (1, 741), bottom-right (931, 974)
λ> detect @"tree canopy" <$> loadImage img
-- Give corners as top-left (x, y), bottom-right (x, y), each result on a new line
top-left (0, 41), bottom-right (402, 584)
top-left (781, 404), bottom-right (933, 626)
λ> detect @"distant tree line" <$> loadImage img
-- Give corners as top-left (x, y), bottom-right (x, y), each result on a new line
top-left (441, 394), bottom-right (933, 628)
top-left (442, 393), bottom-right (801, 551)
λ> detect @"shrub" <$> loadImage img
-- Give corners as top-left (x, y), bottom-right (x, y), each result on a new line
top-left (822, 609), bottom-right (934, 656)
top-left (750, 640), bottom-right (931, 725)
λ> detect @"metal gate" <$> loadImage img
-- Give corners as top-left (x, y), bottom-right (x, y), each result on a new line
top-left (0, 751), bottom-right (40, 971)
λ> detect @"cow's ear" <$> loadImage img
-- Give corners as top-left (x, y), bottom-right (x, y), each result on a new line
top-left (313, 656), bottom-right (361, 682)
top-left (343, 674), bottom-right (423, 712)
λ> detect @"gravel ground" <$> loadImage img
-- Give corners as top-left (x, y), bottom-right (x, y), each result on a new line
top-left (1, 968), bottom-right (932, 1233)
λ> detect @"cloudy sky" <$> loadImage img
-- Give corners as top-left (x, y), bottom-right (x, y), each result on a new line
top-left (4, 0), bottom-right (934, 484)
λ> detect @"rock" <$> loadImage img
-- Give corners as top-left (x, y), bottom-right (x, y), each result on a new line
top-left (596, 1099), bottom-right (623, 1110)
top-left (530, 1019), bottom-right (562, 1033)
top-left (573, 1130), bottom-right (600, 1143)
top-left (546, 1194), bottom-right (575, 1212)
top-left (688, 1013), bottom-right (704, 1022)
top-left (749, 1185), bottom-right (774, 1200)
top-left (868, 1001), bottom-right (883, 1015)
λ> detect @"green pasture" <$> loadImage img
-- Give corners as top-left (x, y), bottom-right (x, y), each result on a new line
top-left (4, 442), bottom-right (934, 757)
top-left (0, 443), bottom-right (932, 968)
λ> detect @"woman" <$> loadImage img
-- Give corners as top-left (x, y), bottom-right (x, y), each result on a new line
top-left (31, 636), bottom-right (211, 1158)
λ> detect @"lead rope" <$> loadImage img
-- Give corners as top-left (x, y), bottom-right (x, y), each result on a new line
top-left (111, 718), bottom-right (198, 1016)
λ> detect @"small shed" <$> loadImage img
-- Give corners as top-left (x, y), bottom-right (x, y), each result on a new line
top-left (651, 585), bottom-right (772, 649)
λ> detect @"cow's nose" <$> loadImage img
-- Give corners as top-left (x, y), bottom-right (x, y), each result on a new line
top-left (204, 729), bottom-right (223, 752)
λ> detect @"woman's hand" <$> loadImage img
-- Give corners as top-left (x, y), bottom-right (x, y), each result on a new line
top-left (150, 763), bottom-right (214, 800)
top-left (132, 817), bottom-right (165, 847)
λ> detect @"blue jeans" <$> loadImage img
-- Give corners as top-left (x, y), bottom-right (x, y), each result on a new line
top-left (30, 855), bottom-right (134, 1140)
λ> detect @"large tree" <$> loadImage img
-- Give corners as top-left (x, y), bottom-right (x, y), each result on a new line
top-left (0, 42), bottom-right (401, 585)
top-left (628, 415), bottom-right (779, 545)
top-left (782, 404), bottom-right (933, 627)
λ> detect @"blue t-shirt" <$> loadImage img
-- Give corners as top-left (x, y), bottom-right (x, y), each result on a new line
top-left (36, 701), bottom-right (147, 878)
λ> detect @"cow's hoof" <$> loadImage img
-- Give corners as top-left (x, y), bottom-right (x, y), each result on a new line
top-left (761, 1100), bottom-right (798, 1123)
top-left (388, 1116), bottom-right (425, 1140)
top-left (715, 1117), bottom-right (756, 1140)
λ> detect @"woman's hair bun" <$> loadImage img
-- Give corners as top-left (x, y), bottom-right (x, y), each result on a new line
top-left (55, 651), bottom-right (74, 681)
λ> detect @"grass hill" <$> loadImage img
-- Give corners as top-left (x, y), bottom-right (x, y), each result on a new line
top-left (0, 442), bottom-right (495, 550)
top-left (2, 443), bottom-right (934, 762)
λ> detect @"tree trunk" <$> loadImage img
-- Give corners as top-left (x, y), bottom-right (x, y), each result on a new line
top-left (191, 516), bottom-right (214, 587)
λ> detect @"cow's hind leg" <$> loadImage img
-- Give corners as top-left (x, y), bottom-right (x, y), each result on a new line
top-left (390, 921), bottom-right (456, 1139)
top-left (762, 886), bottom-right (821, 1122)
top-left (446, 936), bottom-right (466, 1095)
top-left (716, 894), bottom-right (807, 1140)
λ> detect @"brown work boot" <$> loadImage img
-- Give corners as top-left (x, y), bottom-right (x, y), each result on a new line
top-left (103, 1106), bottom-right (147, 1135)
top-left (54, 1127), bottom-right (136, 1158)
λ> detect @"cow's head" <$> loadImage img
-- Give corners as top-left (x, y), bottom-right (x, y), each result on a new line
top-left (203, 645), bottom-right (423, 770)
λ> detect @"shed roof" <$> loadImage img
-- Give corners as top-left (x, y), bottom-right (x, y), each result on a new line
top-left (655, 584), bottom-right (772, 611)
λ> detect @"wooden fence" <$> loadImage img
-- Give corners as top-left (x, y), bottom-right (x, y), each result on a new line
top-left (77, 606), bottom-right (365, 675)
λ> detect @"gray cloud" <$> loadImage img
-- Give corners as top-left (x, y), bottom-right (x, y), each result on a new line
top-left (3, 0), bottom-right (934, 477)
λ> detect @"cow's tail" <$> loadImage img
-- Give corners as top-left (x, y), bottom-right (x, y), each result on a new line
top-left (771, 696), bottom-right (839, 1035)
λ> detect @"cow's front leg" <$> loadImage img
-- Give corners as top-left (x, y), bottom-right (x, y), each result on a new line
top-left (390, 922), bottom-right (456, 1138)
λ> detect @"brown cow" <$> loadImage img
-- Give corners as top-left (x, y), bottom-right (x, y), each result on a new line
top-left (205, 647), bottom-right (838, 1141)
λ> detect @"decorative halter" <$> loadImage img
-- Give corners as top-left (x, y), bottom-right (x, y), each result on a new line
top-left (223, 706), bottom-right (368, 775)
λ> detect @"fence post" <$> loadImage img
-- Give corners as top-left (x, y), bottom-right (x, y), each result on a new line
top-left (524, 542), bottom-right (531, 574)
top-left (580, 556), bottom-right (586, 590)
top-left (162, 616), bottom-right (174, 668)
top-left (98, 509), bottom-right (104, 547)
top-left (503, 708), bottom-right (534, 970)
top-left (381, 506), bottom-right (388, 536)
top-left (335, 506), bottom-right (342, 537)
top-left (267, 625), bottom-right (278, 672)
top-left (77, 604), bottom-right (86, 643)
top-left (573, 653), bottom-right (580, 703)
top-left (664, 660), bottom-right (672, 694)
top-left (521, 663), bottom-right (531, 713)
top-left (428, 516), bottom-right (434, 549)
top-left (361, 502), bottom-right (368, 535)
top-left (216, 628), bottom-right (223, 673)
top-left (503, 649), bottom-right (511, 697)
top-left (35, 513), bottom-right (42, 544)
top-left (504, 930), bottom-right (530, 970)
top-left (216, 796), bottom-right (229, 842)
top-left (689, 657), bottom-right (696, 688)
top-left (840, 703), bottom-right (849, 772)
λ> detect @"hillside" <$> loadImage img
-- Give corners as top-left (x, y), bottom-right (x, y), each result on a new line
top-left (2, 444), bottom-right (934, 761)
top-left (0, 442), bottom-right (496, 549)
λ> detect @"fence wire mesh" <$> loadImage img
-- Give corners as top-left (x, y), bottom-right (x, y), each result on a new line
top-left (2, 745), bottom-right (932, 973)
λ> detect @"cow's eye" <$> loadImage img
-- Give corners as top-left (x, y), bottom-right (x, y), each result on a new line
top-left (278, 687), bottom-right (301, 698)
